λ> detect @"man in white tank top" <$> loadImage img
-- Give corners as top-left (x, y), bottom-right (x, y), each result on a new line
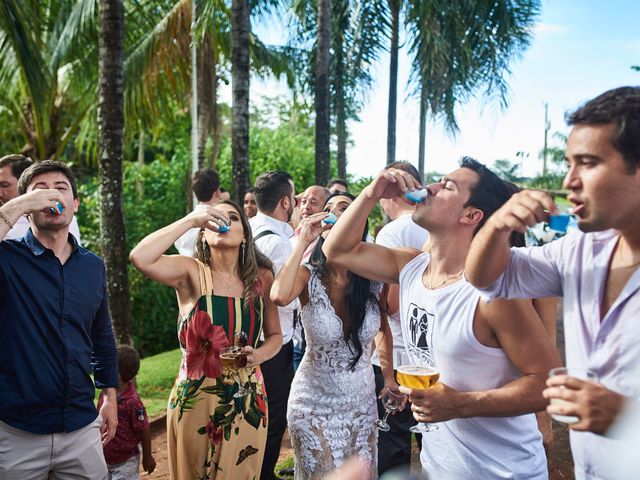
top-left (324, 158), bottom-right (560, 479)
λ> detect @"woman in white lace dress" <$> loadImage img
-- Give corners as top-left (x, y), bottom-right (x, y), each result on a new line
top-left (271, 193), bottom-right (398, 479)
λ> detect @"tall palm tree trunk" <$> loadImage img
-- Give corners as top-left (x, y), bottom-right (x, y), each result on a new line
top-left (98, 0), bottom-right (132, 345)
top-left (315, 0), bottom-right (332, 185)
top-left (197, 33), bottom-right (215, 169)
top-left (231, 0), bottom-right (250, 204)
top-left (386, 0), bottom-right (400, 166)
top-left (335, 31), bottom-right (347, 179)
top-left (417, 81), bottom-right (427, 181)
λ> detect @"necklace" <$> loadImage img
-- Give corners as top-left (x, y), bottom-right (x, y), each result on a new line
top-left (428, 266), bottom-right (465, 290)
top-left (212, 269), bottom-right (236, 291)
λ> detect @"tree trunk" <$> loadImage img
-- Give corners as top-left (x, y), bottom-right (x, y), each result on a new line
top-left (98, 0), bottom-right (132, 346)
top-left (386, 0), bottom-right (400, 166)
top-left (231, 0), bottom-right (250, 204)
top-left (418, 82), bottom-right (427, 182)
top-left (209, 49), bottom-right (221, 168)
top-left (335, 29), bottom-right (347, 179)
top-left (136, 128), bottom-right (144, 198)
top-left (197, 33), bottom-right (215, 169)
top-left (315, 0), bottom-right (332, 185)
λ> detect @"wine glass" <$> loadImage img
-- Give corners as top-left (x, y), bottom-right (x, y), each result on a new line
top-left (375, 389), bottom-right (407, 432)
top-left (397, 350), bottom-right (440, 433)
top-left (221, 332), bottom-right (250, 398)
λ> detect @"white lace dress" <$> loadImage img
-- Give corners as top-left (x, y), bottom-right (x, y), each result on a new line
top-left (287, 266), bottom-right (381, 479)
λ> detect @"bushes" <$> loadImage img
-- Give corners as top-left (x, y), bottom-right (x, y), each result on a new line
top-left (78, 149), bottom-right (190, 357)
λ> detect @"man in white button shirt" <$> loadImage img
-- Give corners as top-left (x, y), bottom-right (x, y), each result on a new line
top-left (466, 86), bottom-right (640, 480)
top-left (0, 154), bottom-right (81, 243)
top-left (249, 171), bottom-right (297, 480)
top-left (174, 168), bottom-right (220, 256)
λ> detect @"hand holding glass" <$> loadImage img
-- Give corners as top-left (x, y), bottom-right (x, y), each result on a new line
top-left (548, 367), bottom-right (597, 424)
top-left (397, 351), bottom-right (440, 433)
top-left (221, 332), bottom-right (251, 398)
top-left (376, 389), bottom-right (407, 432)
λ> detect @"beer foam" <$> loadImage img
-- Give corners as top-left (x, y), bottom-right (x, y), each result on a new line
top-left (397, 365), bottom-right (438, 376)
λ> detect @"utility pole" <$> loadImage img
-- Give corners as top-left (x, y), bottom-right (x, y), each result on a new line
top-left (543, 102), bottom-right (550, 177)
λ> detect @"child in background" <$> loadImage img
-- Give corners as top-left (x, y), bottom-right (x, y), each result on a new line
top-left (98, 345), bottom-right (156, 479)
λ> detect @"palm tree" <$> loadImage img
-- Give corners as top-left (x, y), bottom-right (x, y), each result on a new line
top-left (289, 0), bottom-right (386, 181)
top-left (0, 0), bottom-right (99, 160)
top-left (385, 0), bottom-right (401, 166)
top-left (405, 0), bottom-right (540, 178)
top-left (315, 0), bottom-right (332, 185)
top-left (231, 0), bottom-right (251, 204)
top-left (98, 0), bottom-right (132, 345)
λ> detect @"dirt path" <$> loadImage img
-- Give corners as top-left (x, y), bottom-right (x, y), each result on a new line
top-left (140, 306), bottom-right (575, 479)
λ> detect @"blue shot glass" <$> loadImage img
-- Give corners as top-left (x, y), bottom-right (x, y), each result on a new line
top-left (50, 201), bottom-right (64, 214)
top-left (547, 208), bottom-right (573, 233)
top-left (404, 188), bottom-right (428, 203)
top-left (322, 212), bottom-right (337, 225)
top-left (216, 223), bottom-right (230, 233)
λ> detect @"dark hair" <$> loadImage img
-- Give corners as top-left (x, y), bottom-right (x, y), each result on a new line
top-left (502, 180), bottom-right (526, 247)
top-left (309, 194), bottom-right (375, 370)
top-left (459, 156), bottom-right (511, 235)
top-left (327, 178), bottom-right (349, 190)
top-left (192, 168), bottom-right (220, 202)
top-left (566, 86), bottom-right (640, 172)
top-left (117, 345), bottom-right (140, 383)
top-left (0, 154), bottom-right (33, 180)
top-left (18, 160), bottom-right (78, 198)
top-left (385, 161), bottom-right (421, 183)
top-left (196, 200), bottom-right (273, 304)
top-left (253, 171), bottom-right (293, 213)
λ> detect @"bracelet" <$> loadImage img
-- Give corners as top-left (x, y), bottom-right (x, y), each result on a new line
top-left (0, 209), bottom-right (14, 229)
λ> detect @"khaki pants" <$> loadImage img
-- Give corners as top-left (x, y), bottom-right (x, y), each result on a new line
top-left (0, 416), bottom-right (107, 480)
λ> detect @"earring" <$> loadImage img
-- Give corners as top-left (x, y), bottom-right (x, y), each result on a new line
top-left (241, 241), bottom-right (246, 265)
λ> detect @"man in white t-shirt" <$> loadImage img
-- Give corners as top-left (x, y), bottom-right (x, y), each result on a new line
top-left (324, 158), bottom-right (560, 479)
top-left (373, 162), bottom-right (428, 475)
top-left (0, 154), bottom-right (81, 243)
top-left (249, 171), bottom-right (297, 480)
top-left (174, 168), bottom-right (220, 256)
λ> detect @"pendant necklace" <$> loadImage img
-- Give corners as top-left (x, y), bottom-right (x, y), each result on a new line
top-left (428, 266), bottom-right (465, 290)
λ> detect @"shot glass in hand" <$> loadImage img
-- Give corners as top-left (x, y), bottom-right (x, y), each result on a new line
top-left (548, 367), bottom-right (597, 424)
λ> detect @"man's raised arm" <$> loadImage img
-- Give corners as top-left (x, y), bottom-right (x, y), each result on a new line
top-left (466, 189), bottom-right (556, 288)
top-left (323, 168), bottom-right (422, 285)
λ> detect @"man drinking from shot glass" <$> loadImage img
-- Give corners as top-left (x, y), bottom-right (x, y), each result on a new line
top-left (465, 86), bottom-right (640, 480)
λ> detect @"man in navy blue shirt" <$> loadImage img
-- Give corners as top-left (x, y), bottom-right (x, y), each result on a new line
top-left (0, 160), bottom-right (118, 479)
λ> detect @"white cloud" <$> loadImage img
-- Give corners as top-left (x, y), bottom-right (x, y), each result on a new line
top-left (533, 23), bottom-right (569, 35)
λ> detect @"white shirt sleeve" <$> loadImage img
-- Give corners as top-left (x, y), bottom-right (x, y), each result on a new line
top-left (174, 228), bottom-right (199, 257)
top-left (479, 233), bottom-right (573, 300)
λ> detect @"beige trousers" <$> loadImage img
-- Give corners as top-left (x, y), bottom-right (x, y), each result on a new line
top-left (0, 416), bottom-right (107, 480)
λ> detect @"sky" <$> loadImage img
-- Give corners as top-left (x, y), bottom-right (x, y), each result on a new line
top-left (238, 0), bottom-right (640, 180)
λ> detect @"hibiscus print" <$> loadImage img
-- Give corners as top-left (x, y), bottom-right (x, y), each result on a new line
top-left (184, 309), bottom-right (229, 379)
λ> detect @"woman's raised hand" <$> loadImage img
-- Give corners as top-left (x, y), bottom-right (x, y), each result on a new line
top-left (298, 212), bottom-right (331, 245)
top-left (186, 206), bottom-right (230, 231)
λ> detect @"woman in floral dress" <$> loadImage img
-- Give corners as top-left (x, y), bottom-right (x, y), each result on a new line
top-left (131, 200), bottom-right (282, 479)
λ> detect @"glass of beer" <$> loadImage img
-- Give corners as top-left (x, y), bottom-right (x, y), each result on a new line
top-left (548, 367), bottom-right (597, 424)
top-left (397, 351), bottom-right (440, 433)
top-left (222, 332), bottom-right (250, 398)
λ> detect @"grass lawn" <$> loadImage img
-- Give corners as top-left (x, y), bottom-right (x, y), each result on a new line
top-left (136, 349), bottom-right (181, 418)
top-left (95, 348), bottom-right (181, 419)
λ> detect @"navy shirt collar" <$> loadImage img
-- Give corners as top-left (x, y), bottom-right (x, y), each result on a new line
top-left (23, 228), bottom-right (80, 257)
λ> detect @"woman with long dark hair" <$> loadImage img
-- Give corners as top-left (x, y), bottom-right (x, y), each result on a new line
top-left (130, 200), bottom-right (282, 479)
top-left (271, 193), bottom-right (397, 479)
